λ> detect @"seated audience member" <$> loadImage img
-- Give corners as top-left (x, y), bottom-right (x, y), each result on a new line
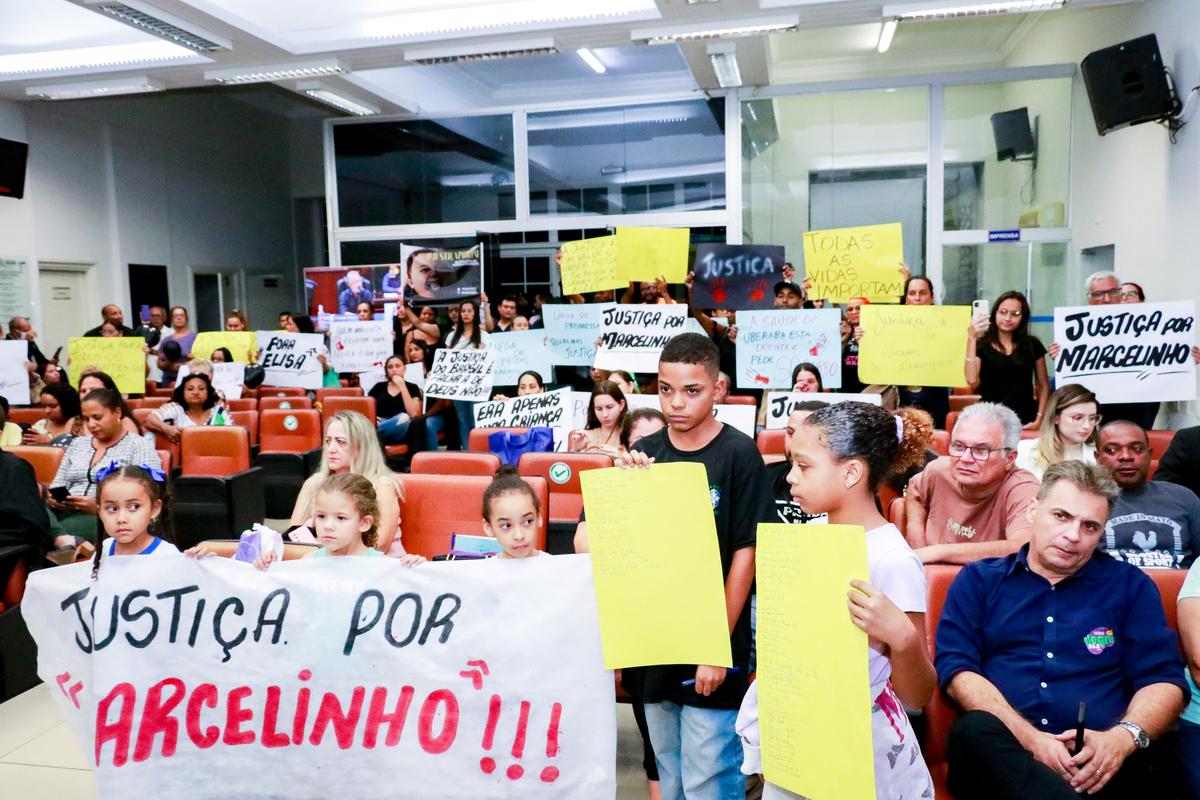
top-left (369, 355), bottom-right (422, 446)
top-left (209, 347), bottom-right (234, 364)
top-left (905, 402), bottom-right (1039, 563)
top-left (355, 300), bottom-right (374, 321)
top-left (41, 361), bottom-right (69, 388)
top-left (491, 370), bottom-right (544, 401)
top-left (157, 306), bottom-right (196, 386)
top-left (1177, 561), bottom-right (1200, 795)
top-left (569, 381), bottom-right (627, 459)
top-left (1155, 424), bottom-right (1200, 499)
top-left (144, 373), bottom-right (230, 444)
top-left (620, 407), bottom-right (666, 451)
top-left (1096, 420), bottom-right (1200, 569)
top-left (0, 397), bottom-right (20, 447)
top-left (714, 371), bottom-right (731, 405)
top-left (0, 445), bottom-right (53, 550)
top-left (609, 370), bottom-right (637, 397)
top-left (23, 382), bottom-right (83, 447)
top-left (77, 371), bottom-right (142, 438)
top-left (790, 362), bottom-right (824, 394)
top-left (937, 461), bottom-right (1188, 799)
top-left (966, 290), bottom-right (1048, 427)
top-left (1120, 281), bottom-right (1145, 303)
top-left (767, 401), bottom-right (828, 524)
top-left (83, 304), bottom-right (134, 338)
top-left (1015, 384), bottom-right (1100, 479)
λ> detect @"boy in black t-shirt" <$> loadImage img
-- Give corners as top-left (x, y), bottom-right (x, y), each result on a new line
top-left (621, 333), bottom-right (771, 799)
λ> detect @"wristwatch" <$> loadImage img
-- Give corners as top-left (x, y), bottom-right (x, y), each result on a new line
top-left (1116, 721), bottom-right (1150, 749)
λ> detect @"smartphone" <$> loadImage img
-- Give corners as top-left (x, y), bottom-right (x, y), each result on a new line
top-left (972, 299), bottom-right (988, 317)
top-left (49, 486), bottom-right (70, 503)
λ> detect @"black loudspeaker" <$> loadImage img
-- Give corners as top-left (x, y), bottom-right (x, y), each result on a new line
top-left (1081, 34), bottom-right (1178, 135)
top-left (990, 108), bottom-right (1035, 161)
top-left (0, 137), bottom-right (28, 200)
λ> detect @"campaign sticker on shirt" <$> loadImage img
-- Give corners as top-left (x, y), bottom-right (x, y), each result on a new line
top-left (548, 462), bottom-right (572, 484)
top-left (1083, 626), bottom-right (1115, 655)
top-left (283, 414), bottom-right (299, 431)
top-left (709, 485), bottom-right (721, 509)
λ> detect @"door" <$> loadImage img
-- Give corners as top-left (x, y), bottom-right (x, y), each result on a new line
top-left (37, 264), bottom-right (96, 362)
top-left (192, 273), bottom-right (222, 333)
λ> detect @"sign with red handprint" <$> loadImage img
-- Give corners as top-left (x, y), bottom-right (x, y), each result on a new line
top-left (691, 244), bottom-right (786, 310)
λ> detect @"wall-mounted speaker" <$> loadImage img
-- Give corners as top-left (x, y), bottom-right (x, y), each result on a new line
top-left (1081, 34), bottom-right (1178, 136)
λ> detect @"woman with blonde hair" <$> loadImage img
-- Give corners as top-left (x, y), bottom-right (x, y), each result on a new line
top-left (288, 410), bottom-right (420, 563)
top-left (1014, 384), bottom-right (1100, 479)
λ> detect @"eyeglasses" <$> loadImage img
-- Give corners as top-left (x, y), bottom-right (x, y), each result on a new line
top-left (1119, 291), bottom-right (1141, 300)
top-left (1088, 287), bottom-right (1121, 300)
top-left (948, 441), bottom-right (1010, 461)
top-left (1061, 412), bottom-right (1101, 425)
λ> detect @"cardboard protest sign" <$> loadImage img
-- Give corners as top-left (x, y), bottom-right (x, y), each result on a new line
top-left (757, 525), bottom-right (874, 799)
top-left (488, 331), bottom-right (554, 387)
top-left (623, 394), bottom-right (756, 439)
top-left (803, 223), bottom-right (905, 303)
top-left (764, 391), bottom-right (881, 429)
top-left (615, 227), bottom-right (690, 284)
top-left (473, 388), bottom-right (571, 437)
top-left (401, 244), bottom-right (483, 306)
top-left (68, 337), bottom-right (145, 394)
top-left (192, 331), bottom-right (256, 363)
top-left (542, 304), bottom-right (602, 367)
top-left (857, 305), bottom-right (971, 388)
top-left (178, 362), bottom-right (244, 400)
top-left (21, 555), bottom-right (616, 799)
top-left (581, 463), bottom-right (732, 669)
top-left (1053, 300), bottom-right (1196, 403)
top-left (559, 236), bottom-right (621, 295)
top-left (255, 331), bottom-right (325, 389)
top-left (593, 304), bottom-right (689, 374)
top-left (425, 349), bottom-right (497, 402)
top-left (691, 244), bottom-right (785, 310)
top-left (329, 321), bottom-right (392, 373)
top-left (735, 309), bottom-right (841, 390)
top-left (0, 339), bottom-right (30, 406)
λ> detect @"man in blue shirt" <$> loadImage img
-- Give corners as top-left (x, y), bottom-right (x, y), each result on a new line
top-left (936, 460), bottom-right (1188, 798)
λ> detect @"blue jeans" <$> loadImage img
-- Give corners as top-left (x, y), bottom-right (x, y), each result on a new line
top-left (1179, 718), bottom-right (1200, 797)
top-left (376, 413), bottom-right (410, 444)
top-left (453, 400), bottom-right (474, 451)
top-left (424, 413), bottom-right (445, 451)
top-left (643, 701), bottom-right (743, 800)
top-left (748, 594), bottom-right (757, 675)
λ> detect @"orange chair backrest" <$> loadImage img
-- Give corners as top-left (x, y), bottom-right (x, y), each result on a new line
top-left (410, 451), bottom-right (501, 476)
top-left (180, 426), bottom-right (250, 476)
top-left (397, 474), bottom-right (548, 558)
top-left (756, 429), bottom-right (785, 455)
top-left (1148, 429), bottom-right (1175, 460)
top-left (317, 387), bottom-right (364, 403)
top-left (258, 396), bottom-right (313, 412)
top-left (725, 395), bottom-right (758, 406)
top-left (157, 449), bottom-right (172, 474)
top-left (944, 411), bottom-right (960, 434)
top-left (132, 408), bottom-right (178, 459)
top-left (260, 386), bottom-right (307, 397)
top-left (228, 410), bottom-right (259, 445)
top-left (226, 398), bottom-right (257, 412)
top-left (125, 398), bottom-right (144, 410)
top-left (140, 396), bottom-right (170, 409)
top-left (7, 407), bottom-right (44, 426)
top-left (518, 452), bottom-right (612, 523)
top-left (468, 427), bottom-right (529, 453)
top-left (888, 495), bottom-right (907, 529)
top-left (322, 396), bottom-right (376, 426)
top-left (931, 430), bottom-right (950, 456)
top-left (8, 445), bottom-right (65, 485)
top-left (259, 409), bottom-right (322, 453)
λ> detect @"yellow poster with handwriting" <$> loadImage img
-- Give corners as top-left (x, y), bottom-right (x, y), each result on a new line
top-left (757, 524), bottom-right (874, 800)
top-left (615, 226), bottom-right (690, 284)
top-left (857, 304), bottom-right (971, 387)
top-left (192, 331), bottom-right (257, 363)
top-left (803, 223), bottom-right (905, 303)
top-left (68, 337), bottom-right (145, 394)
top-left (560, 235), bottom-right (622, 295)
top-left (581, 463), bottom-right (732, 670)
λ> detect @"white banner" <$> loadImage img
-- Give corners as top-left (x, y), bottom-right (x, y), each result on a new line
top-left (178, 361), bottom-right (244, 401)
top-left (735, 309), bottom-right (842, 390)
top-left (21, 555), bottom-right (615, 800)
top-left (1053, 301), bottom-right (1197, 404)
top-left (623, 394), bottom-right (757, 439)
top-left (593, 304), bottom-right (689, 374)
top-left (0, 338), bottom-right (31, 406)
top-left (256, 332), bottom-right (325, 389)
top-left (473, 388), bottom-right (571, 430)
top-left (329, 321), bottom-right (392, 373)
top-left (425, 349), bottom-right (497, 402)
top-left (488, 331), bottom-right (554, 386)
top-left (764, 391), bottom-right (882, 429)
top-left (542, 304), bottom-right (601, 367)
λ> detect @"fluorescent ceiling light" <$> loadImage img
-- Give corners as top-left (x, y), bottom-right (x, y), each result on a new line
top-left (205, 58), bottom-right (348, 85)
top-left (87, 0), bottom-right (230, 52)
top-left (25, 75), bottom-right (164, 100)
top-left (527, 103), bottom-right (698, 131)
top-left (883, 0), bottom-right (1066, 20)
top-left (0, 41), bottom-right (200, 76)
top-left (368, 0), bottom-right (657, 40)
top-left (296, 82), bottom-right (379, 116)
top-left (404, 37), bottom-right (557, 65)
top-left (877, 19), bottom-right (899, 52)
top-left (632, 15), bottom-right (800, 44)
top-left (577, 48), bottom-right (607, 74)
top-left (707, 43), bottom-right (742, 88)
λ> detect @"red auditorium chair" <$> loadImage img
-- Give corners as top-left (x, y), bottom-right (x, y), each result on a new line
top-left (944, 411), bottom-right (960, 434)
top-left (316, 387), bottom-right (364, 404)
top-left (756, 429), bottom-right (785, 456)
top-left (6, 408), bottom-right (43, 426)
top-left (931, 430), bottom-right (950, 456)
top-left (410, 451), bottom-right (500, 476)
top-left (948, 394), bottom-right (980, 412)
top-left (321, 395), bottom-right (376, 425)
top-left (397, 474), bottom-right (548, 559)
top-left (228, 409), bottom-right (259, 447)
top-left (255, 409), bottom-right (323, 518)
top-left (518, 452), bottom-right (612, 553)
top-left (259, 386), bottom-right (307, 397)
top-left (140, 396), bottom-right (170, 409)
top-left (725, 395), bottom-right (758, 406)
top-left (132, 408), bottom-right (178, 462)
top-left (171, 427), bottom-right (264, 550)
top-left (225, 398), bottom-right (256, 412)
top-left (8, 445), bottom-right (65, 485)
top-left (258, 396), bottom-right (313, 412)
top-left (1148, 429), bottom-right (1175, 460)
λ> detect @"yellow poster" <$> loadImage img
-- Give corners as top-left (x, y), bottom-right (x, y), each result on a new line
top-left (68, 337), bottom-right (145, 394)
top-left (857, 304), bottom-right (971, 387)
top-left (192, 331), bottom-right (257, 363)
top-left (803, 223), bottom-right (905, 303)
top-left (757, 524), bottom-right (875, 800)
top-left (559, 236), bottom-right (622, 295)
top-left (615, 226), bottom-right (690, 284)
top-left (581, 463), bottom-right (732, 670)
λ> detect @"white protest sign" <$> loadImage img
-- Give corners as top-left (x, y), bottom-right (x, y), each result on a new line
top-left (178, 361), bottom-right (244, 400)
top-left (0, 339), bottom-right (31, 406)
top-left (1053, 301), bottom-right (1196, 403)
top-left (593, 304), bottom-right (689, 374)
top-left (735, 309), bottom-right (842, 390)
top-left (764, 391), bottom-right (882, 429)
top-left (358, 366), bottom-right (385, 393)
top-left (406, 362), bottom-right (426, 390)
top-left (473, 389), bottom-right (572, 449)
top-left (542, 304), bottom-right (601, 367)
top-left (425, 349), bottom-right (498, 402)
top-left (21, 555), bottom-right (615, 800)
top-left (256, 332), bottom-right (325, 389)
top-left (623, 394), bottom-right (757, 439)
top-left (329, 321), bottom-right (392, 373)
top-left (488, 331), bottom-right (554, 386)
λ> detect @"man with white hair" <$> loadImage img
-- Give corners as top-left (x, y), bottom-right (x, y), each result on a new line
top-left (905, 402), bottom-right (1040, 564)
top-left (337, 270), bottom-right (373, 314)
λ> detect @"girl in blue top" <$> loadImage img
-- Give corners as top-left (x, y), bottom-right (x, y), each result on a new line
top-left (91, 462), bottom-right (178, 578)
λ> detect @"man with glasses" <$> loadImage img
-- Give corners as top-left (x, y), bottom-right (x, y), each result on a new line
top-left (905, 402), bottom-right (1040, 564)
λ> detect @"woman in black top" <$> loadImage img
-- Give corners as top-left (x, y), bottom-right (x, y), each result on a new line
top-left (370, 355), bottom-right (423, 444)
top-left (965, 290), bottom-right (1049, 427)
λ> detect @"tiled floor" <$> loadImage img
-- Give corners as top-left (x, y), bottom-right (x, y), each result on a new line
top-left (0, 683), bottom-right (651, 799)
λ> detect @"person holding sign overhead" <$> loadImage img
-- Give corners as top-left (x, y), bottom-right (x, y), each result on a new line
top-left (965, 291), bottom-right (1049, 428)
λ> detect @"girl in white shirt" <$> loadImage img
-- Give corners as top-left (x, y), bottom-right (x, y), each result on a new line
top-left (1014, 384), bottom-right (1099, 479)
top-left (91, 462), bottom-right (179, 578)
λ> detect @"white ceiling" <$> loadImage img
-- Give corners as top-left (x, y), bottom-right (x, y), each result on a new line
top-left (0, 0), bottom-right (1142, 116)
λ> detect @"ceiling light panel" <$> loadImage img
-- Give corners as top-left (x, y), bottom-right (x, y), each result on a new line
top-left (296, 82), bottom-right (379, 115)
top-left (25, 75), bottom-right (165, 100)
top-left (205, 58), bottom-right (348, 84)
top-left (403, 36), bottom-right (558, 64)
top-left (87, 1), bottom-right (231, 52)
top-left (0, 41), bottom-right (204, 77)
top-left (631, 15), bottom-right (800, 44)
top-left (577, 48), bottom-right (607, 74)
top-left (883, 0), bottom-right (1066, 20)
top-left (877, 19), bottom-right (898, 52)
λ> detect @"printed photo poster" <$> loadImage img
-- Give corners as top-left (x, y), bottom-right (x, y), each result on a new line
top-left (488, 331), bottom-right (554, 387)
top-left (425, 348), bottom-right (498, 402)
top-left (0, 339), bottom-right (30, 406)
top-left (593, 304), bottom-right (690, 374)
top-left (1053, 300), bottom-right (1197, 404)
top-left (542, 304), bottom-right (602, 367)
top-left (803, 223), bottom-right (905, 304)
top-left (735, 309), bottom-right (842, 390)
top-left (690, 244), bottom-right (786, 311)
top-left (255, 331), bottom-right (325, 389)
top-left (329, 320), bottom-right (392, 373)
top-left (400, 244), bottom-right (484, 307)
top-left (764, 391), bottom-right (881, 429)
top-left (857, 305), bottom-right (971, 388)
top-left (67, 337), bottom-right (146, 394)
top-left (20, 554), bottom-right (617, 799)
